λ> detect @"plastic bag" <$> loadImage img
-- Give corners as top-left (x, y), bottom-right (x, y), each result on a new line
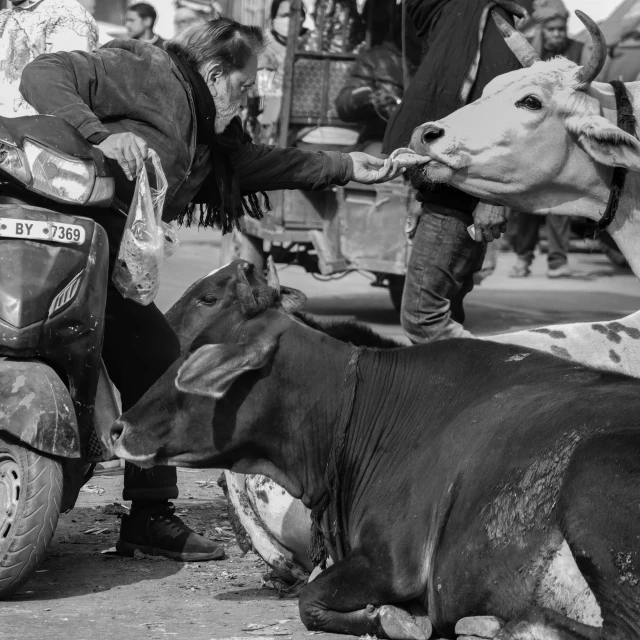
top-left (112, 149), bottom-right (178, 305)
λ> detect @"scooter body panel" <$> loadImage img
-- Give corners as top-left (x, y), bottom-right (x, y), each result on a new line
top-left (0, 204), bottom-right (109, 458)
top-left (0, 359), bottom-right (79, 457)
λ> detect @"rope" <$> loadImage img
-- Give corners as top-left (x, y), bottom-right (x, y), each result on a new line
top-left (596, 80), bottom-right (638, 232)
top-left (308, 344), bottom-right (366, 568)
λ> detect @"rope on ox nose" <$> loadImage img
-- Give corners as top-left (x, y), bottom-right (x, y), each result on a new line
top-left (308, 344), bottom-right (366, 569)
top-left (596, 81), bottom-right (638, 232)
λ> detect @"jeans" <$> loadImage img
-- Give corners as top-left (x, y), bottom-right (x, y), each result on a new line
top-left (512, 212), bottom-right (570, 270)
top-left (89, 209), bottom-right (180, 503)
top-left (401, 209), bottom-right (486, 343)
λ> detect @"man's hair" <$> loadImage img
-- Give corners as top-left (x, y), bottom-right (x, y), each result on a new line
top-left (129, 3), bottom-right (158, 27)
top-left (167, 18), bottom-right (264, 72)
top-left (269, 0), bottom-right (305, 23)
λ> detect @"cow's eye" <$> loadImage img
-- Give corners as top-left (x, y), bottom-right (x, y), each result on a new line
top-left (517, 95), bottom-right (542, 111)
top-left (199, 295), bottom-right (218, 306)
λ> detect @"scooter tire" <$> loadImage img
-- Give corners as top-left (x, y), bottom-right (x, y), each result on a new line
top-left (0, 435), bottom-right (63, 599)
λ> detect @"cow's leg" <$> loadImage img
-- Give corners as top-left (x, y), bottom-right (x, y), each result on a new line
top-left (298, 552), bottom-right (430, 639)
top-left (498, 433), bottom-right (640, 640)
top-left (495, 607), bottom-right (601, 640)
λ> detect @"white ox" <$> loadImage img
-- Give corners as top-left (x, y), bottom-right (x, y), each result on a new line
top-left (409, 11), bottom-right (640, 277)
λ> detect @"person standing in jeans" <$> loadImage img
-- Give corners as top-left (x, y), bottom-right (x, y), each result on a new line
top-left (509, 0), bottom-right (588, 279)
top-left (383, 0), bottom-right (521, 342)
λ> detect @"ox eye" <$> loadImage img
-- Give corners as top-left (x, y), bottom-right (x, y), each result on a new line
top-left (199, 295), bottom-right (218, 306)
top-left (517, 95), bottom-right (542, 111)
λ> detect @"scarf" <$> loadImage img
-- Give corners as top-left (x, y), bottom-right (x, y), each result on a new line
top-left (166, 48), bottom-right (269, 232)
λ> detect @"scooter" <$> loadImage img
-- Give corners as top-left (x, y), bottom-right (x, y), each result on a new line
top-left (0, 114), bottom-right (121, 598)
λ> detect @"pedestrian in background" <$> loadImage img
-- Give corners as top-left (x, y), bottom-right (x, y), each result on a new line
top-left (0, 0), bottom-right (98, 117)
top-left (509, 0), bottom-right (589, 279)
top-left (173, 0), bottom-right (221, 35)
top-left (383, 0), bottom-right (521, 343)
top-left (125, 2), bottom-right (165, 48)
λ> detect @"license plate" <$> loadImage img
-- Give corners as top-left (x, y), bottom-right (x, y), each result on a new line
top-left (0, 218), bottom-right (86, 245)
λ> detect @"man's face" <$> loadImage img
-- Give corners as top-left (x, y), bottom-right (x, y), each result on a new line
top-left (541, 17), bottom-right (568, 54)
top-left (272, 1), bottom-right (291, 37)
top-left (125, 11), bottom-right (149, 39)
top-left (205, 56), bottom-right (258, 134)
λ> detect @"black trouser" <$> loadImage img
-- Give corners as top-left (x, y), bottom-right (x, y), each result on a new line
top-left (90, 208), bottom-right (180, 502)
top-left (512, 211), bottom-right (570, 270)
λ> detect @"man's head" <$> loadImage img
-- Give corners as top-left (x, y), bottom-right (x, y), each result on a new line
top-left (533, 0), bottom-right (569, 55)
top-left (168, 18), bottom-right (264, 133)
top-left (541, 16), bottom-right (568, 54)
top-left (126, 3), bottom-right (158, 40)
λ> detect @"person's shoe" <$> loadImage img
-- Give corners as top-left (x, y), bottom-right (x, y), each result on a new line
top-left (508, 259), bottom-right (531, 278)
top-left (116, 502), bottom-right (225, 562)
top-left (546, 264), bottom-right (596, 280)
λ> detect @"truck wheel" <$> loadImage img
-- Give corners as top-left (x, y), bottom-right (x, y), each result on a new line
top-left (220, 230), bottom-right (266, 272)
top-left (0, 436), bottom-right (63, 598)
top-left (388, 275), bottom-right (405, 313)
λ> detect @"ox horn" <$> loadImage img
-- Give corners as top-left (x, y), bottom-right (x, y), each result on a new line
top-left (236, 264), bottom-right (259, 315)
top-left (492, 12), bottom-right (541, 68)
top-left (574, 10), bottom-right (607, 90)
top-left (266, 256), bottom-right (281, 296)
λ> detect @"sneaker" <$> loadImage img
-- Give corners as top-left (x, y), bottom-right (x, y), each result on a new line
top-left (508, 261), bottom-right (531, 278)
top-left (116, 502), bottom-right (225, 561)
top-left (546, 265), bottom-right (596, 280)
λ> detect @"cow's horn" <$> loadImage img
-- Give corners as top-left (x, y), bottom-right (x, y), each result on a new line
top-left (236, 264), bottom-right (259, 315)
top-left (574, 11), bottom-right (607, 90)
top-left (266, 256), bottom-right (280, 295)
top-left (492, 12), bottom-right (541, 68)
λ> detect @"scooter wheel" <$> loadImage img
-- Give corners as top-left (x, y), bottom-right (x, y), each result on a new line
top-left (0, 435), bottom-right (63, 598)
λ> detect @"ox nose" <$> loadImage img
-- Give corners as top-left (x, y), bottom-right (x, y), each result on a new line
top-left (110, 419), bottom-right (124, 445)
top-left (410, 123), bottom-right (445, 153)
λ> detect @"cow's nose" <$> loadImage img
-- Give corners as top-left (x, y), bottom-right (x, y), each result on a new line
top-left (420, 124), bottom-right (445, 145)
top-left (110, 419), bottom-right (124, 445)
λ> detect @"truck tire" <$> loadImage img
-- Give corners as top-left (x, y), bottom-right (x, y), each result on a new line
top-left (220, 230), bottom-right (266, 272)
top-left (0, 435), bottom-right (63, 598)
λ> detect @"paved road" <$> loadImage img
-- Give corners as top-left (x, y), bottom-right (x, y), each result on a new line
top-left (157, 227), bottom-right (640, 342)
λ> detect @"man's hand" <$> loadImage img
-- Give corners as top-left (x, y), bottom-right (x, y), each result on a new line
top-left (96, 133), bottom-right (149, 181)
top-left (349, 152), bottom-right (402, 184)
top-left (472, 202), bottom-right (507, 242)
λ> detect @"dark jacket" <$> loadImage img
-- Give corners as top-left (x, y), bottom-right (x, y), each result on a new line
top-left (335, 42), bottom-right (405, 143)
top-left (20, 40), bottom-right (352, 222)
top-left (382, 0), bottom-right (521, 220)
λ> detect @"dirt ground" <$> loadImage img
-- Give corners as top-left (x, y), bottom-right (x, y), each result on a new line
top-left (1, 466), bottom-right (347, 640)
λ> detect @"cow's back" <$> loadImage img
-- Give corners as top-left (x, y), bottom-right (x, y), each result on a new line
top-left (342, 339), bottom-right (640, 627)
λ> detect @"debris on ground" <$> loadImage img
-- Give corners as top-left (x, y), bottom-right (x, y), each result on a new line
top-left (133, 549), bottom-right (169, 562)
top-left (103, 502), bottom-right (129, 516)
top-left (80, 484), bottom-right (105, 495)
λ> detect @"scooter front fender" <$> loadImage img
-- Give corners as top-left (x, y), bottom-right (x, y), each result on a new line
top-left (0, 359), bottom-right (80, 458)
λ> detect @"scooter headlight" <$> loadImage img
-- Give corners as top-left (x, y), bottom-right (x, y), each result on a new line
top-left (23, 140), bottom-right (96, 204)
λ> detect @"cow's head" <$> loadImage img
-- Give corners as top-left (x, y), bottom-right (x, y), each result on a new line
top-left (165, 258), bottom-right (307, 354)
top-left (111, 263), bottom-right (320, 498)
top-left (409, 12), bottom-right (640, 217)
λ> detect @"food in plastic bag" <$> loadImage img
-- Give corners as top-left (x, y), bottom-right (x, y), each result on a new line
top-left (112, 149), bottom-right (174, 306)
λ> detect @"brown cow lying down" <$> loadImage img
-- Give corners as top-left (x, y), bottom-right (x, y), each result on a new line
top-left (113, 263), bottom-right (640, 640)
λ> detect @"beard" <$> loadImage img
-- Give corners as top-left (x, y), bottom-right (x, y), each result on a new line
top-left (213, 92), bottom-right (241, 134)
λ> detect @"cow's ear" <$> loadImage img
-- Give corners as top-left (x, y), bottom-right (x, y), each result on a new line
top-left (175, 337), bottom-right (278, 399)
top-left (570, 114), bottom-right (640, 172)
top-left (279, 286), bottom-right (307, 313)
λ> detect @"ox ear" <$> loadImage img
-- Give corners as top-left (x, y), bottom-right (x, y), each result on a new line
top-left (279, 286), bottom-right (307, 313)
top-left (176, 337), bottom-right (278, 399)
top-left (570, 114), bottom-right (640, 172)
